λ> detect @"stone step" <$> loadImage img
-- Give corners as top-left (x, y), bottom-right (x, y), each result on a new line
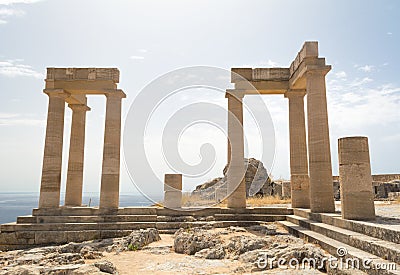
top-left (32, 207), bottom-right (158, 216)
top-left (286, 215), bottom-right (400, 265)
top-left (155, 207), bottom-right (293, 216)
top-left (27, 215), bottom-right (158, 224)
top-left (30, 206), bottom-right (293, 217)
top-left (0, 220), bottom-right (267, 250)
top-left (16, 215), bottom-right (37, 223)
top-left (279, 220), bottom-right (400, 275)
top-left (293, 208), bottom-right (400, 244)
top-left (1, 222), bottom-right (157, 232)
top-left (17, 213), bottom-right (286, 224)
top-left (2, 220), bottom-right (264, 233)
top-left (213, 214), bottom-right (286, 221)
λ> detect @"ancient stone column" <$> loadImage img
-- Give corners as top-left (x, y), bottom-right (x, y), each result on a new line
top-left (226, 91), bottom-right (246, 208)
top-left (99, 90), bottom-right (126, 209)
top-left (164, 174), bottom-right (182, 208)
top-left (39, 89), bottom-right (69, 208)
top-left (64, 103), bottom-right (90, 207)
top-left (338, 137), bottom-right (375, 220)
top-left (306, 70), bottom-right (335, 213)
top-left (286, 90), bottom-right (310, 208)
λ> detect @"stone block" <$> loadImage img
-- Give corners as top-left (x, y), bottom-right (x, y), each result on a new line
top-left (100, 230), bottom-right (131, 239)
top-left (118, 207), bottom-right (157, 215)
top-left (281, 181), bottom-right (291, 198)
top-left (35, 231), bottom-right (67, 245)
top-left (164, 174), bottom-right (182, 191)
top-left (252, 68), bottom-right (290, 81)
top-left (46, 68), bottom-right (120, 82)
top-left (231, 68), bottom-right (252, 82)
top-left (17, 215), bottom-right (37, 224)
top-left (66, 230), bottom-right (100, 243)
top-left (339, 136), bottom-right (375, 220)
top-left (0, 232), bottom-right (18, 244)
top-left (164, 191), bottom-right (182, 208)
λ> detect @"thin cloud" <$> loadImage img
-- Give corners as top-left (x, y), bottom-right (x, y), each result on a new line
top-left (335, 71), bottom-right (347, 79)
top-left (327, 73), bottom-right (400, 132)
top-left (0, 8), bottom-right (25, 16)
top-left (130, 55), bottom-right (145, 60)
top-left (0, 113), bottom-right (45, 126)
top-left (0, 59), bottom-right (43, 78)
top-left (0, 0), bottom-right (41, 24)
top-left (137, 49), bottom-right (147, 53)
top-left (0, 0), bottom-right (42, 4)
top-left (357, 65), bottom-right (374, 72)
top-left (238, 59), bottom-right (282, 68)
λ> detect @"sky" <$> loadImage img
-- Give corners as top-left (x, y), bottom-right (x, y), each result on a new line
top-left (0, 0), bottom-right (399, 198)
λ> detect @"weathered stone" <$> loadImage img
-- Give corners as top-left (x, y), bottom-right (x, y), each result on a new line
top-left (339, 136), bottom-right (375, 220)
top-left (80, 246), bottom-right (103, 259)
top-left (123, 228), bottom-right (160, 251)
top-left (193, 158), bottom-right (273, 199)
top-left (194, 245), bottom-right (225, 259)
top-left (94, 260), bottom-right (117, 274)
top-left (1, 265), bottom-right (41, 275)
top-left (174, 227), bottom-right (220, 255)
top-left (72, 264), bottom-right (107, 275)
top-left (224, 235), bottom-right (268, 256)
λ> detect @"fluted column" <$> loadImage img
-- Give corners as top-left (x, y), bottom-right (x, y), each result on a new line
top-left (39, 89), bottom-right (69, 208)
top-left (286, 90), bottom-right (310, 208)
top-left (226, 91), bottom-right (246, 208)
top-left (306, 69), bottom-right (335, 213)
top-left (64, 103), bottom-right (90, 206)
top-left (99, 90), bottom-right (126, 209)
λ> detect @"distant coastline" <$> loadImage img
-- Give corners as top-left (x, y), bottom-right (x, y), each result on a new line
top-left (0, 192), bottom-right (162, 224)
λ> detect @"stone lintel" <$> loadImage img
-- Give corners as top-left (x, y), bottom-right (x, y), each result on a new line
top-left (231, 68), bottom-right (290, 83)
top-left (46, 68), bottom-right (120, 83)
top-left (235, 79), bottom-right (289, 93)
top-left (45, 80), bottom-right (118, 94)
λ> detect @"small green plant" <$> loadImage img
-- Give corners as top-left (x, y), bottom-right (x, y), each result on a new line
top-left (128, 243), bottom-right (139, 251)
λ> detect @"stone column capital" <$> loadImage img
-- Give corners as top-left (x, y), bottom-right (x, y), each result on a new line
top-left (68, 104), bottom-right (91, 112)
top-left (104, 89), bottom-right (126, 99)
top-left (225, 89), bottom-right (245, 100)
top-left (284, 89), bottom-right (307, 98)
top-left (43, 89), bottom-right (70, 99)
top-left (305, 65), bottom-right (331, 77)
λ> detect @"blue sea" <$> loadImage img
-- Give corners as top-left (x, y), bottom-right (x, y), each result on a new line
top-left (0, 193), bottom-right (162, 224)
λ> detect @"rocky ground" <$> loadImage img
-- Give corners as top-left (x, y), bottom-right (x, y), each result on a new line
top-left (0, 224), bottom-right (330, 275)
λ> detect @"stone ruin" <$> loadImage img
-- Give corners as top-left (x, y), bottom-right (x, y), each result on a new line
top-left (1, 42), bottom-right (399, 274)
top-left (192, 158), bottom-right (273, 201)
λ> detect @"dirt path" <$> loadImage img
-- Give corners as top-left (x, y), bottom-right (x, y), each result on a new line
top-left (88, 231), bottom-right (324, 275)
